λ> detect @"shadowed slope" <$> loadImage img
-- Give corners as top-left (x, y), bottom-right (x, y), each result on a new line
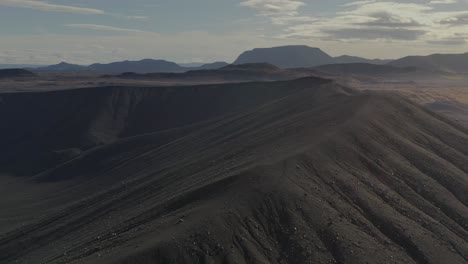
top-left (0, 78), bottom-right (467, 264)
top-left (0, 78), bottom-right (328, 176)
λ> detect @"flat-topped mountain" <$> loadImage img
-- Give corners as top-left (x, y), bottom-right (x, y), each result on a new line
top-left (234, 45), bottom-right (335, 68)
top-left (233, 45), bottom-right (395, 68)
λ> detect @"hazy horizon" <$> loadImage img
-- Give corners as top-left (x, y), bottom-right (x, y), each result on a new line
top-left (3, 44), bottom-right (468, 67)
top-left (2, 0), bottom-right (468, 65)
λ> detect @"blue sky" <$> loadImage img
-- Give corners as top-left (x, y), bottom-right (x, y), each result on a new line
top-left (1, 0), bottom-right (468, 64)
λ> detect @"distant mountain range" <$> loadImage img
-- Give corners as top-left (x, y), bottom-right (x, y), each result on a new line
top-left (28, 46), bottom-right (395, 74)
top-left (36, 62), bottom-right (88, 72)
top-left (234, 46), bottom-right (468, 74)
top-left (333, 55), bottom-right (392, 65)
top-left (110, 63), bottom-right (313, 83)
top-left (313, 63), bottom-right (420, 76)
top-left (196, 62), bottom-right (230, 70)
top-left (178, 62), bottom-right (230, 68)
top-left (32, 60), bottom-right (230, 74)
top-left (389, 53), bottom-right (468, 74)
top-left (4, 45), bottom-right (468, 75)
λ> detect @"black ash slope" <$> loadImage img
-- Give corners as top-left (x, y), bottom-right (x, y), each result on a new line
top-left (0, 78), bottom-right (467, 264)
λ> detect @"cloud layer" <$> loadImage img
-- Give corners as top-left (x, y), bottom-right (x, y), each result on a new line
top-left (64, 24), bottom-right (152, 34)
top-left (240, 0), bottom-right (313, 24)
top-left (2, 0), bottom-right (468, 64)
top-left (0, 0), bottom-right (104, 14)
top-left (0, 0), bottom-right (146, 19)
top-left (242, 0), bottom-right (468, 46)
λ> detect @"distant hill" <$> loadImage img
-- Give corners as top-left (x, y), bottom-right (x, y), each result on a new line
top-left (111, 63), bottom-right (311, 83)
top-left (178, 62), bottom-right (230, 69)
top-left (196, 61), bottom-right (230, 70)
top-left (220, 63), bottom-right (280, 72)
top-left (389, 53), bottom-right (468, 74)
top-left (334, 55), bottom-right (392, 65)
top-left (0, 69), bottom-right (36, 79)
top-left (34, 62), bottom-right (87, 72)
top-left (314, 63), bottom-right (419, 76)
top-left (233, 45), bottom-right (335, 68)
top-left (33, 60), bottom-right (229, 74)
top-left (88, 59), bottom-right (185, 74)
top-left (177, 62), bottom-right (205, 67)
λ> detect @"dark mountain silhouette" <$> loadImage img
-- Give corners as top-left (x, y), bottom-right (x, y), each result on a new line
top-left (334, 55), bottom-right (393, 65)
top-left (0, 68), bottom-right (36, 79)
top-left (389, 52), bottom-right (468, 74)
top-left (0, 78), bottom-right (467, 264)
top-left (197, 61), bottom-right (230, 70)
top-left (233, 45), bottom-right (336, 68)
top-left (88, 59), bottom-right (185, 73)
top-left (33, 60), bottom-right (229, 74)
top-left (179, 62), bottom-right (229, 69)
top-left (34, 62), bottom-right (87, 72)
top-left (178, 62), bottom-right (206, 67)
top-left (221, 63), bottom-right (279, 71)
top-left (110, 63), bottom-right (313, 83)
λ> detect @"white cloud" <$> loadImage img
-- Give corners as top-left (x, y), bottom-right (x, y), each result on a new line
top-left (430, 0), bottom-right (457, 4)
top-left (0, 0), bottom-right (148, 20)
top-left (273, 0), bottom-right (468, 46)
top-left (2, 0), bottom-right (468, 64)
top-left (0, 0), bottom-right (104, 14)
top-left (342, 1), bottom-right (375, 7)
top-left (64, 24), bottom-right (153, 34)
top-left (240, 0), bottom-right (305, 15)
top-left (240, 0), bottom-right (311, 24)
top-left (122, 15), bottom-right (148, 20)
top-left (110, 14), bottom-right (149, 20)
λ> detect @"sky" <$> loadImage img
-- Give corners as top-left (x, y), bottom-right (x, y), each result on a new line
top-left (1, 0), bottom-right (468, 65)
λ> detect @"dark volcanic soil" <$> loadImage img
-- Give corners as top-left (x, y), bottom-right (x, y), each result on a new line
top-left (0, 77), bottom-right (467, 264)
